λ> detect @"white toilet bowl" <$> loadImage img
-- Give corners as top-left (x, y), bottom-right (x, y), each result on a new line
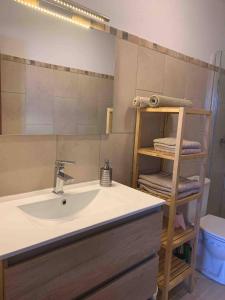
top-left (186, 177), bottom-right (225, 284)
top-left (197, 214), bottom-right (225, 285)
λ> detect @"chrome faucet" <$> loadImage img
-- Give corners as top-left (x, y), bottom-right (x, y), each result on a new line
top-left (53, 160), bottom-right (75, 194)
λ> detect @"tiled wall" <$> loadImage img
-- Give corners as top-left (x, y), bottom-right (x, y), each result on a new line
top-left (112, 39), bottom-right (213, 179)
top-left (0, 135), bottom-right (56, 197)
top-left (1, 58), bottom-right (113, 135)
top-left (0, 57), bottom-right (114, 198)
top-left (0, 38), bottom-right (214, 198)
top-left (56, 133), bottom-right (134, 187)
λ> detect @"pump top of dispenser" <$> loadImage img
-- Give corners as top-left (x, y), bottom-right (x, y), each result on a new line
top-left (100, 160), bottom-right (112, 187)
top-left (104, 160), bottom-right (110, 170)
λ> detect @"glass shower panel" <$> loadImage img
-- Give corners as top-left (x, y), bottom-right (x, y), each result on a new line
top-left (208, 51), bottom-right (225, 217)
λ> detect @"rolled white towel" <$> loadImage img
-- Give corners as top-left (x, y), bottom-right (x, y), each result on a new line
top-left (132, 95), bottom-right (192, 108)
top-left (150, 95), bottom-right (192, 107)
top-left (132, 96), bottom-right (151, 108)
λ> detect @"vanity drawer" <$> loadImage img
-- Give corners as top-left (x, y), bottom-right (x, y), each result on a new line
top-left (4, 211), bottom-right (162, 300)
top-left (85, 256), bottom-right (158, 300)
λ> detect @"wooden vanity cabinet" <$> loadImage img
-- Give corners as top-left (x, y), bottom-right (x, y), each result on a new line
top-left (1, 210), bottom-right (162, 300)
top-left (85, 256), bottom-right (159, 300)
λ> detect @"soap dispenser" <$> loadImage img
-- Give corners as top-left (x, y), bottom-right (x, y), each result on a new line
top-left (100, 160), bottom-right (112, 187)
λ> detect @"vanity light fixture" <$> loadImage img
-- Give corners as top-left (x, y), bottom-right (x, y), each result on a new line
top-left (52, 0), bottom-right (110, 23)
top-left (13, 0), bottom-right (110, 29)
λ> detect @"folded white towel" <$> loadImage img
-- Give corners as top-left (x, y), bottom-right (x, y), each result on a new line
top-left (154, 144), bottom-right (201, 155)
top-left (153, 137), bottom-right (201, 149)
top-left (139, 184), bottom-right (200, 199)
top-left (139, 172), bottom-right (200, 193)
top-left (133, 95), bottom-right (193, 108)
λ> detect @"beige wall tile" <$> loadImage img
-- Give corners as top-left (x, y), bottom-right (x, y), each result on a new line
top-left (180, 160), bottom-right (202, 178)
top-left (184, 65), bottom-right (211, 144)
top-left (136, 47), bottom-right (165, 93)
top-left (54, 97), bottom-right (78, 134)
top-left (1, 92), bottom-right (25, 134)
top-left (112, 39), bottom-right (138, 133)
top-left (54, 70), bottom-right (79, 99)
top-left (25, 65), bottom-right (54, 126)
top-left (77, 75), bottom-right (98, 126)
top-left (0, 136), bottom-right (56, 197)
top-left (163, 56), bottom-right (188, 98)
top-left (100, 133), bottom-right (134, 186)
top-left (77, 125), bottom-right (98, 135)
top-left (57, 135), bottom-right (100, 183)
top-left (24, 124), bottom-right (54, 135)
top-left (25, 63), bottom-right (54, 92)
top-left (139, 156), bottom-right (161, 175)
top-left (25, 93), bottom-right (54, 126)
top-left (164, 114), bottom-right (178, 137)
top-left (185, 64), bottom-right (211, 108)
top-left (1, 60), bottom-right (26, 93)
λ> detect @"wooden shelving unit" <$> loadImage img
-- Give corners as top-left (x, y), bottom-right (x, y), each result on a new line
top-left (137, 147), bottom-right (207, 161)
top-left (158, 255), bottom-right (192, 291)
top-left (161, 226), bottom-right (195, 249)
top-left (132, 107), bottom-right (211, 300)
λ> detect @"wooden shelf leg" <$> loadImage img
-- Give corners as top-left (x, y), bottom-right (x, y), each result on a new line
top-left (187, 114), bottom-right (211, 292)
top-left (0, 261), bottom-right (4, 300)
top-left (161, 108), bottom-right (186, 300)
top-left (160, 113), bottom-right (169, 172)
top-left (132, 109), bottom-right (142, 188)
top-left (161, 207), bottom-right (176, 300)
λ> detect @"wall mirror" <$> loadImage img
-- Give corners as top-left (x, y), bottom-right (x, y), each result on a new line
top-left (0, 0), bottom-right (115, 135)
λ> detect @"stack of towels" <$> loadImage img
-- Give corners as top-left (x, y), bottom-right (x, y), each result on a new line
top-left (138, 172), bottom-right (200, 199)
top-left (153, 137), bottom-right (201, 155)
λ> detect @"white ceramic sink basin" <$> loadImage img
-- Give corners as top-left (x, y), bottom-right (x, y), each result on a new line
top-left (19, 189), bottom-right (100, 221)
top-left (0, 181), bottom-right (165, 259)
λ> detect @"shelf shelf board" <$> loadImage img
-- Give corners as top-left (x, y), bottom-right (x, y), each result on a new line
top-left (137, 147), bottom-right (207, 160)
top-left (140, 107), bottom-right (211, 116)
top-left (161, 227), bottom-right (195, 249)
top-left (158, 256), bottom-right (192, 291)
top-left (138, 147), bottom-right (175, 160)
top-left (138, 188), bottom-right (201, 206)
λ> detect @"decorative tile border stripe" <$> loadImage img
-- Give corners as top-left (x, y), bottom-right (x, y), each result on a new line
top-left (1, 23), bottom-right (222, 74)
top-left (96, 23), bottom-right (220, 72)
top-left (0, 54), bottom-right (114, 80)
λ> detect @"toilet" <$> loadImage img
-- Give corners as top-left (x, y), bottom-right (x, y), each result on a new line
top-left (188, 176), bottom-right (225, 285)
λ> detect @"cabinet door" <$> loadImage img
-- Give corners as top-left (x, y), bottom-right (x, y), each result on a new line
top-left (4, 212), bottom-right (162, 300)
top-left (85, 256), bottom-right (158, 300)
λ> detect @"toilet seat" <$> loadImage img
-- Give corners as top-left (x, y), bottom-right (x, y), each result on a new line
top-left (200, 214), bottom-right (225, 242)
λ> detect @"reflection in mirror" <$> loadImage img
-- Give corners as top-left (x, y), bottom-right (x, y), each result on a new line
top-left (0, 0), bottom-right (115, 135)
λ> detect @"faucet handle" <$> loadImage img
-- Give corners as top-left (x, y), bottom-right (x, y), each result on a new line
top-left (55, 160), bottom-right (75, 167)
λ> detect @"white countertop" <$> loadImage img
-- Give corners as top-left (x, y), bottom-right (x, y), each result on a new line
top-left (0, 181), bottom-right (164, 260)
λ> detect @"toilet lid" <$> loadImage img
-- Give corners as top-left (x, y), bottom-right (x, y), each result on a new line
top-left (200, 214), bottom-right (225, 241)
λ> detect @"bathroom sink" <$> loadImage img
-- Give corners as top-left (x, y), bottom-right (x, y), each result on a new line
top-left (0, 181), bottom-right (165, 259)
top-left (19, 189), bottom-right (100, 221)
